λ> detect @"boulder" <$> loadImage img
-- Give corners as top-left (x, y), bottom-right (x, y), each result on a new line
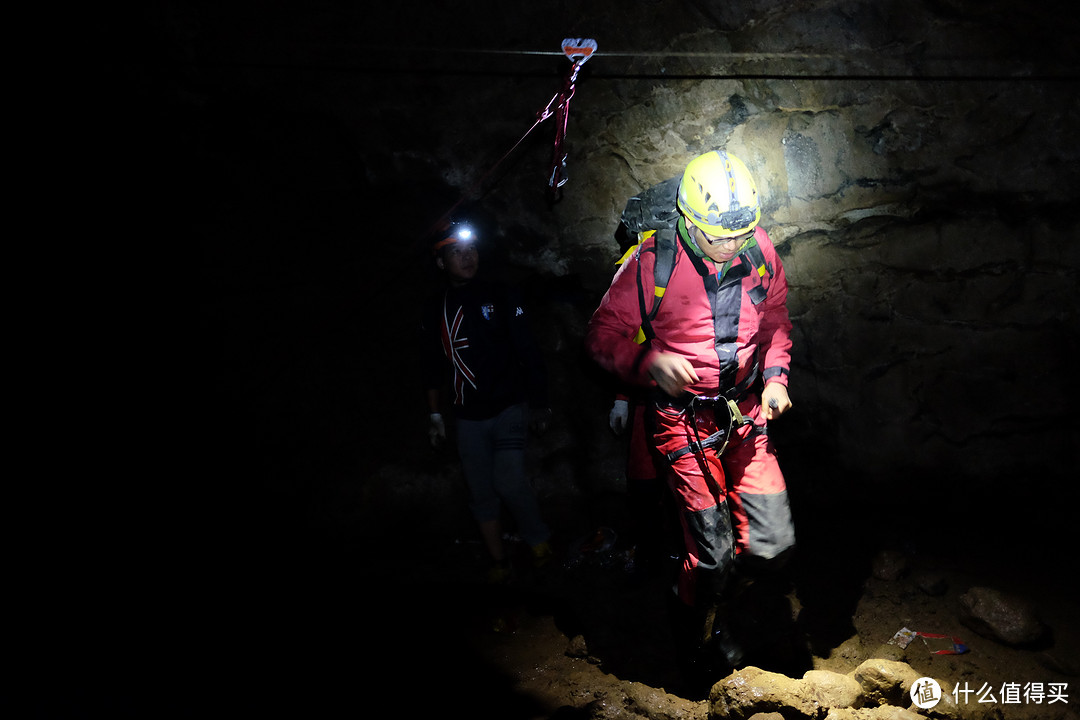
top-left (958, 586), bottom-right (1045, 645)
top-left (820, 708), bottom-right (924, 720)
top-left (852, 659), bottom-right (922, 707)
top-left (803, 670), bottom-right (865, 709)
top-left (709, 666), bottom-right (821, 719)
top-left (823, 708), bottom-right (925, 720)
top-left (624, 682), bottom-right (708, 720)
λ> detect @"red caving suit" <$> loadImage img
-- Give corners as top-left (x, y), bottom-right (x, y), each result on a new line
top-left (587, 223), bottom-right (796, 607)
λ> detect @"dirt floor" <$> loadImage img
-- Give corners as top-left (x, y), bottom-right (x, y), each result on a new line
top-left (222, 477), bottom-right (1076, 720)
top-left (335, 479), bottom-right (1078, 720)
top-left (66, 476), bottom-right (1073, 719)
top-left (370, 533), bottom-right (1076, 719)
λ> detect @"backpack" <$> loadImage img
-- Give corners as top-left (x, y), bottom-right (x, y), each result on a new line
top-left (616, 177), bottom-right (681, 345)
top-left (617, 176), bottom-right (772, 345)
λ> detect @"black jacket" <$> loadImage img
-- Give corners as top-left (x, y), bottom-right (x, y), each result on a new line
top-left (422, 279), bottom-right (548, 421)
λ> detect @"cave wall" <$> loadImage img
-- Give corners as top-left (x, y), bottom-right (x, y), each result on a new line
top-left (149, 1), bottom-right (1080, 546)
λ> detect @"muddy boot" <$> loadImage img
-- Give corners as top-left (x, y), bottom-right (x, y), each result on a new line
top-left (702, 602), bottom-right (745, 671)
top-left (667, 593), bottom-right (739, 697)
top-left (735, 569), bottom-right (809, 674)
top-left (666, 592), bottom-right (707, 694)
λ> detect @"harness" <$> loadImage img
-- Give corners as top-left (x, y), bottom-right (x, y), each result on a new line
top-left (664, 393), bottom-right (745, 464)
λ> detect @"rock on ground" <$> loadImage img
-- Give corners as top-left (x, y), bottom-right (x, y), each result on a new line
top-left (958, 586), bottom-right (1046, 646)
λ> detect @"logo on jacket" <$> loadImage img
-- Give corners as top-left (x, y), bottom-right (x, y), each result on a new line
top-left (441, 301), bottom-right (478, 405)
top-left (481, 304), bottom-right (495, 321)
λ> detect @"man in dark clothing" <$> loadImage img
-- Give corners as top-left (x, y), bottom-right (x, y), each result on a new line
top-left (422, 222), bottom-right (552, 582)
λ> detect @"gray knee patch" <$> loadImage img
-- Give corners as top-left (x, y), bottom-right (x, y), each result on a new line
top-left (740, 490), bottom-right (796, 560)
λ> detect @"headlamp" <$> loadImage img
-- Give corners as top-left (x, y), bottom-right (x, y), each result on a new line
top-left (433, 223), bottom-right (477, 254)
top-left (717, 205), bottom-right (757, 232)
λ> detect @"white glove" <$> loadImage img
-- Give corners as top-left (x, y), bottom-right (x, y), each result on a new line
top-left (428, 412), bottom-right (446, 447)
top-left (608, 399), bottom-right (629, 435)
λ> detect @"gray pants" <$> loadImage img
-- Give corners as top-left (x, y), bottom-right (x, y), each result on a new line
top-left (457, 403), bottom-right (550, 547)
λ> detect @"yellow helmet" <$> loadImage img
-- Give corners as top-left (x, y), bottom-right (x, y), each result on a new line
top-left (676, 151), bottom-right (761, 238)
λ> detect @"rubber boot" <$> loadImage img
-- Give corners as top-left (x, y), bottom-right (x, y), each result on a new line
top-left (732, 557), bottom-right (807, 674)
top-left (702, 601), bottom-right (745, 670)
top-left (666, 592), bottom-right (711, 696)
top-left (667, 592), bottom-right (743, 696)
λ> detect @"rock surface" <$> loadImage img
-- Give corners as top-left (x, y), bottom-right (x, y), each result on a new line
top-left (170, 0), bottom-right (1080, 508)
top-left (958, 586), bottom-right (1046, 646)
top-left (709, 661), bottom-right (951, 719)
top-left (851, 659), bottom-right (923, 707)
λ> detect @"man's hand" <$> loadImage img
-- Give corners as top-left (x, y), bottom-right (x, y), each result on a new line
top-left (761, 383), bottom-right (792, 421)
top-left (647, 353), bottom-right (700, 397)
top-left (609, 399), bottom-right (629, 434)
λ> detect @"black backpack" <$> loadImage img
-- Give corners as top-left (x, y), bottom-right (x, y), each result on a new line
top-left (617, 177), bottom-right (681, 345)
top-left (617, 176), bottom-right (772, 344)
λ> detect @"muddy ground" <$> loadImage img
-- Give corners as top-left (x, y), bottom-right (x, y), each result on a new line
top-left (43, 462), bottom-right (1075, 718)
top-left (159, 472), bottom-right (1079, 720)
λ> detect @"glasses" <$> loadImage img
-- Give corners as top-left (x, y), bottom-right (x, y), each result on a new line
top-left (692, 225), bottom-right (754, 247)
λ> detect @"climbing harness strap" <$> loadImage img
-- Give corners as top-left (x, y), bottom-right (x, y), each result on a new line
top-left (633, 227), bottom-right (679, 345)
top-left (660, 370), bottom-right (769, 467)
top-left (663, 394), bottom-right (741, 464)
top-left (629, 224), bottom-right (773, 345)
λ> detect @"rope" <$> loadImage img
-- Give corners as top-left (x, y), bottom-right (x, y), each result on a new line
top-left (547, 57), bottom-right (585, 197)
top-left (683, 397), bottom-right (733, 503)
top-left (424, 48), bottom-right (590, 238)
top-left (374, 47), bottom-right (846, 61)
top-left (338, 45), bottom-right (1072, 81)
top-left (424, 98), bottom-right (555, 240)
